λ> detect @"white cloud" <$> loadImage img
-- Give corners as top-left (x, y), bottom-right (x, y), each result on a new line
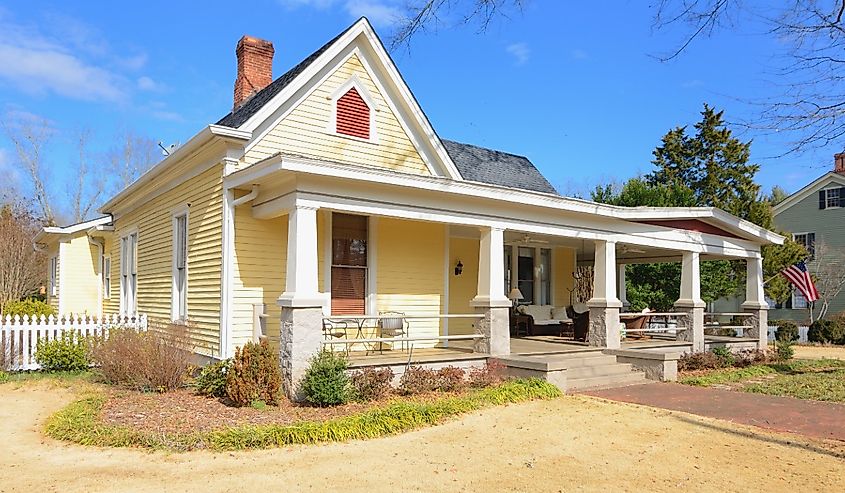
top-left (137, 76), bottom-right (161, 91)
top-left (278, 0), bottom-right (403, 27)
top-left (506, 42), bottom-right (530, 65)
top-left (0, 12), bottom-right (131, 102)
top-left (0, 148), bottom-right (21, 192)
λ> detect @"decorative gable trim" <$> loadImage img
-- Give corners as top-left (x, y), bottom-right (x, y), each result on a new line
top-left (326, 75), bottom-right (378, 143)
top-left (236, 18), bottom-right (462, 180)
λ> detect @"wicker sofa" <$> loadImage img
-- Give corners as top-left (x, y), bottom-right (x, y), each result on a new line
top-left (516, 303), bottom-right (589, 341)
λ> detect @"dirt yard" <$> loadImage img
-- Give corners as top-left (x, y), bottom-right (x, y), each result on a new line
top-left (1, 381), bottom-right (843, 492)
top-left (794, 345), bottom-right (845, 361)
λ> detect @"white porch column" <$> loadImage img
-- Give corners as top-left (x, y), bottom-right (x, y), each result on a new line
top-left (470, 226), bottom-right (511, 356)
top-left (617, 263), bottom-right (629, 309)
top-left (277, 205), bottom-right (325, 400)
top-left (741, 255), bottom-right (769, 350)
top-left (587, 240), bottom-right (622, 349)
top-left (675, 251), bottom-right (705, 353)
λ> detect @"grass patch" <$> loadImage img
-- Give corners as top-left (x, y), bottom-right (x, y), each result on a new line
top-left (45, 378), bottom-right (561, 452)
top-left (0, 370), bottom-right (94, 386)
top-left (680, 365), bottom-right (777, 387)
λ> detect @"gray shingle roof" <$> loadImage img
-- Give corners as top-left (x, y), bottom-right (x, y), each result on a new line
top-left (442, 140), bottom-right (557, 194)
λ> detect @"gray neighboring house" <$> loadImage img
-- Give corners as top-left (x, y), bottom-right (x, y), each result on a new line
top-left (714, 153), bottom-right (845, 322)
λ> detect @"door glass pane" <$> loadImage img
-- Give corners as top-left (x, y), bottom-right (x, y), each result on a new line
top-left (331, 213), bottom-right (368, 315)
top-left (518, 247), bottom-right (534, 305)
top-left (504, 245), bottom-right (513, 293)
top-left (540, 248), bottom-right (551, 305)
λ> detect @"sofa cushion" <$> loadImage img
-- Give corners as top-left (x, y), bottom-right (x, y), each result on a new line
top-left (572, 302), bottom-right (589, 314)
top-left (522, 304), bottom-right (552, 322)
top-left (552, 306), bottom-right (570, 321)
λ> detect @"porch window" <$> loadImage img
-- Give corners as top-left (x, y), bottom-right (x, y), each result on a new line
top-left (172, 214), bottom-right (188, 321)
top-left (539, 248), bottom-right (551, 305)
top-left (120, 232), bottom-right (138, 315)
top-left (331, 213), bottom-right (368, 315)
top-left (102, 257), bottom-right (111, 299)
top-left (517, 247), bottom-right (535, 304)
top-left (49, 256), bottom-right (58, 296)
top-left (504, 245), bottom-right (513, 292)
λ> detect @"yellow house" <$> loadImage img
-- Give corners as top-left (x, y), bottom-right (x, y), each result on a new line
top-left (35, 18), bottom-right (784, 395)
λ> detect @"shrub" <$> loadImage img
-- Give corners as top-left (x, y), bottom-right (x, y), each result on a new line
top-left (711, 346), bottom-right (735, 368)
top-left (808, 319), bottom-right (845, 345)
top-left (195, 359), bottom-right (232, 398)
top-left (678, 351), bottom-right (720, 372)
top-left (733, 348), bottom-right (775, 367)
top-left (350, 367), bottom-right (393, 402)
top-left (469, 360), bottom-right (506, 388)
top-left (226, 340), bottom-right (282, 407)
top-left (34, 332), bottom-right (90, 372)
top-left (775, 320), bottom-right (799, 343)
top-left (91, 323), bottom-right (193, 392)
top-left (298, 350), bottom-right (349, 407)
top-left (2, 299), bottom-right (55, 318)
top-left (436, 366), bottom-right (467, 392)
top-left (775, 339), bottom-right (795, 362)
top-left (398, 366), bottom-right (439, 395)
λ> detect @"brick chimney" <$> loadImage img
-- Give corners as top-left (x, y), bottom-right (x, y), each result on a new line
top-left (233, 35), bottom-right (274, 109)
top-left (836, 152), bottom-right (845, 174)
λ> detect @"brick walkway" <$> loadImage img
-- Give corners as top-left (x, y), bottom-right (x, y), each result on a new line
top-left (583, 383), bottom-right (845, 442)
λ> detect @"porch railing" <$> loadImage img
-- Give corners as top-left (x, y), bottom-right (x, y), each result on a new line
top-left (320, 314), bottom-right (485, 353)
top-left (704, 312), bottom-right (754, 338)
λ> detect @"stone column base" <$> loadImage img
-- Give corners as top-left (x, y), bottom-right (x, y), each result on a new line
top-left (742, 303), bottom-right (769, 350)
top-left (473, 306), bottom-right (510, 356)
top-left (280, 306), bottom-right (323, 401)
top-left (674, 302), bottom-right (705, 353)
top-left (586, 301), bottom-right (621, 349)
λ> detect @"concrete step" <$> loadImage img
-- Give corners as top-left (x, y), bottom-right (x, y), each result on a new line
top-left (543, 354), bottom-right (618, 368)
top-left (565, 362), bottom-right (634, 379)
top-left (567, 371), bottom-right (648, 391)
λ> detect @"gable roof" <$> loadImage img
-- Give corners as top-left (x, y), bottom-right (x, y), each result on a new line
top-left (34, 215), bottom-right (113, 245)
top-left (442, 140), bottom-right (557, 194)
top-left (773, 171), bottom-right (845, 215)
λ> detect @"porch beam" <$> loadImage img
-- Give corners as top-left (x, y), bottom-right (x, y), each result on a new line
top-left (587, 240), bottom-right (622, 349)
top-left (675, 251), bottom-right (705, 352)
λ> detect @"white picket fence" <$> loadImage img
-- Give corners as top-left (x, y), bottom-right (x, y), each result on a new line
top-left (0, 313), bottom-right (148, 371)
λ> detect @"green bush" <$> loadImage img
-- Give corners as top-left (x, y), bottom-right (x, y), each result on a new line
top-left (226, 340), bottom-right (282, 407)
top-left (711, 346), bottom-right (735, 368)
top-left (35, 332), bottom-right (90, 372)
top-left (299, 350), bottom-right (350, 407)
top-left (350, 367), bottom-right (393, 402)
top-left (808, 319), bottom-right (845, 345)
top-left (195, 359), bottom-right (231, 398)
top-left (3, 299), bottom-right (56, 319)
top-left (775, 339), bottom-right (795, 362)
top-left (774, 320), bottom-right (799, 342)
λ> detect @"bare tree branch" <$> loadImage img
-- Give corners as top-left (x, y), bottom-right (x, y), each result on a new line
top-left (2, 116), bottom-right (55, 225)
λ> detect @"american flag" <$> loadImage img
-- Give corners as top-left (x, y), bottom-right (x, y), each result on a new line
top-left (781, 261), bottom-right (820, 303)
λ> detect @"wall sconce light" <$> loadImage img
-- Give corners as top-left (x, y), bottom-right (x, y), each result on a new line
top-left (454, 260), bottom-right (463, 276)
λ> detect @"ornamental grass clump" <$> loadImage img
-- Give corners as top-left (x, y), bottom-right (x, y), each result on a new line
top-left (226, 340), bottom-right (282, 407)
top-left (299, 350), bottom-right (350, 407)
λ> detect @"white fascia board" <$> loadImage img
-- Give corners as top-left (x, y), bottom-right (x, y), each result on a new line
top-left (773, 172), bottom-right (845, 216)
top-left (98, 125), bottom-right (251, 213)
top-left (237, 18), bottom-right (462, 180)
top-left (35, 215), bottom-right (114, 244)
top-left (227, 153), bottom-right (782, 246)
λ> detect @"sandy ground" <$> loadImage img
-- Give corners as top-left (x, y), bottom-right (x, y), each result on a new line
top-left (1, 382), bottom-right (843, 493)
top-left (794, 345), bottom-right (845, 360)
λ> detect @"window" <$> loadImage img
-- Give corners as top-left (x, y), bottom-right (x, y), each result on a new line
top-left (331, 213), bottom-right (368, 315)
top-left (172, 214), bottom-right (188, 321)
top-left (818, 187), bottom-right (845, 209)
top-left (539, 248), bottom-right (552, 305)
top-left (517, 247), bottom-right (535, 305)
top-left (793, 232), bottom-right (815, 259)
top-left (102, 257), bottom-right (111, 299)
top-left (120, 232), bottom-right (138, 315)
top-left (504, 245), bottom-right (513, 293)
top-left (792, 290), bottom-right (809, 309)
top-left (49, 256), bottom-right (58, 296)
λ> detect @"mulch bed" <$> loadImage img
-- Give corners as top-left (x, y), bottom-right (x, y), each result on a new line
top-left (99, 388), bottom-right (371, 434)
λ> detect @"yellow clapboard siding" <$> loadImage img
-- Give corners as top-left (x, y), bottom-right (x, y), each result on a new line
top-left (447, 237), bottom-right (480, 335)
top-left (553, 247), bottom-right (577, 308)
top-left (57, 232), bottom-right (101, 316)
top-left (375, 218), bottom-right (445, 348)
top-left (243, 54), bottom-right (430, 176)
top-left (108, 164), bottom-right (224, 357)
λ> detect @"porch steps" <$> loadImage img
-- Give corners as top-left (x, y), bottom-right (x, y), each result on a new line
top-left (494, 352), bottom-right (648, 392)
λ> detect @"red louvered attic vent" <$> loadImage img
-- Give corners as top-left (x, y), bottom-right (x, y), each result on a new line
top-left (336, 87), bottom-right (371, 139)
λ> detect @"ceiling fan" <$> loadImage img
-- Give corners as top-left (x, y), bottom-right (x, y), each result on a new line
top-left (519, 234), bottom-right (550, 245)
top-left (620, 244), bottom-right (646, 255)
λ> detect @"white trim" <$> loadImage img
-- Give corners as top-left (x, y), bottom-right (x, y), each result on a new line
top-left (57, 242), bottom-right (66, 315)
top-left (102, 256), bottom-right (112, 301)
top-left (171, 205), bottom-right (189, 323)
top-left (773, 172), bottom-right (845, 215)
top-left (230, 153), bottom-right (783, 246)
top-left (326, 74), bottom-right (379, 144)
top-left (367, 215), bottom-right (378, 316)
top-left (118, 228), bottom-right (139, 316)
top-left (35, 216), bottom-right (112, 244)
top-left (323, 210), bottom-right (332, 305)
top-left (220, 189), bottom-right (235, 358)
top-left (442, 224), bottom-right (450, 347)
top-left (821, 186), bottom-right (843, 209)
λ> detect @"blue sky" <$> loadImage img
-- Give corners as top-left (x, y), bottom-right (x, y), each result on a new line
top-left (0, 1), bottom-right (835, 218)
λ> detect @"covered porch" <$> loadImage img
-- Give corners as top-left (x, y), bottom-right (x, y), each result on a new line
top-left (224, 154), bottom-right (780, 397)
